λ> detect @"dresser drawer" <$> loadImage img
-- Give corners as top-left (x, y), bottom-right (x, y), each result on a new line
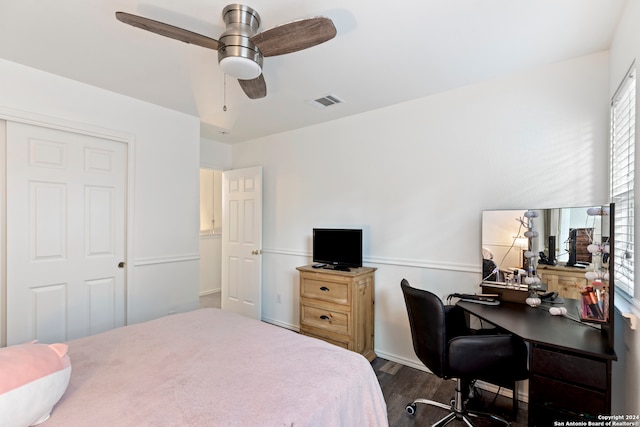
top-left (531, 374), bottom-right (606, 416)
top-left (301, 303), bottom-right (350, 335)
top-left (529, 402), bottom-right (585, 426)
top-left (301, 278), bottom-right (349, 305)
top-left (531, 346), bottom-right (606, 389)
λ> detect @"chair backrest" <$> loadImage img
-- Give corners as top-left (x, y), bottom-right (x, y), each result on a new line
top-left (400, 279), bottom-right (448, 378)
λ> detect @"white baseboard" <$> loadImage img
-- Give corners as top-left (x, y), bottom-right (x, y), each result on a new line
top-left (262, 316), bottom-right (299, 332)
top-left (374, 350), bottom-right (435, 373)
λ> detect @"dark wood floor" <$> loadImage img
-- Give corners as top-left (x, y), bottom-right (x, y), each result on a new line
top-left (371, 358), bottom-right (528, 427)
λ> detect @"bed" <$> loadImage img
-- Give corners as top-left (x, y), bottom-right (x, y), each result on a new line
top-left (42, 308), bottom-right (388, 426)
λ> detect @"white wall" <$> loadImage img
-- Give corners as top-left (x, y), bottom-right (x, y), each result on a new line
top-left (200, 137), bottom-right (232, 170)
top-left (0, 58), bottom-right (201, 331)
top-left (232, 52), bottom-right (611, 368)
top-left (608, 0), bottom-right (640, 416)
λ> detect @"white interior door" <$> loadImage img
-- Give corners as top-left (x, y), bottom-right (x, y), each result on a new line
top-left (221, 166), bottom-right (262, 320)
top-left (6, 121), bottom-right (127, 345)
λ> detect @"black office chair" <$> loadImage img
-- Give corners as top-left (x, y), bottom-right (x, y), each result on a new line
top-left (400, 279), bottom-right (528, 426)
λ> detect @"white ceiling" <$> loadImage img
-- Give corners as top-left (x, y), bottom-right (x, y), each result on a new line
top-left (0, 0), bottom-right (628, 143)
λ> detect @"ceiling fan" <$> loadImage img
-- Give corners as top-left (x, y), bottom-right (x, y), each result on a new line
top-left (115, 4), bottom-right (337, 100)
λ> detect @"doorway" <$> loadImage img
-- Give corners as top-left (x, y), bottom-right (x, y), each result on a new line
top-left (199, 168), bottom-right (222, 302)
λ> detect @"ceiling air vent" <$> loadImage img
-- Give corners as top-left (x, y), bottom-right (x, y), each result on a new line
top-left (306, 94), bottom-right (345, 109)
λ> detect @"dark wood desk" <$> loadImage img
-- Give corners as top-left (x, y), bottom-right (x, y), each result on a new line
top-left (457, 300), bottom-right (616, 426)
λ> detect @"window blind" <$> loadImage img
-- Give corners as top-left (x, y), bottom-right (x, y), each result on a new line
top-left (610, 65), bottom-right (636, 297)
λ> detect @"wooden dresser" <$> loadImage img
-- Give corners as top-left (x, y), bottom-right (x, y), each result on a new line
top-left (537, 264), bottom-right (589, 299)
top-left (296, 265), bottom-right (376, 361)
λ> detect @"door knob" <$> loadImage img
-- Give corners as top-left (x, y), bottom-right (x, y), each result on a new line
top-left (251, 249), bottom-right (262, 255)
top-left (118, 261), bottom-right (126, 268)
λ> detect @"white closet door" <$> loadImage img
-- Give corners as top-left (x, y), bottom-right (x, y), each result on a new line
top-left (6, 121), bottom-right (127, 345)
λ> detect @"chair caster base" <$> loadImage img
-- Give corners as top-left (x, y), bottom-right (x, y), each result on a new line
top-left (405, 403), bottom-right (416, 415)
top-left (405, 398), bottom-right (511, 427)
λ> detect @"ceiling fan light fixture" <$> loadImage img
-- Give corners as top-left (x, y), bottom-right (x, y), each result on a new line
top-left (219, 56), bottom-right (262, 80)
top-left (115, 4), bottom-right (337, 100)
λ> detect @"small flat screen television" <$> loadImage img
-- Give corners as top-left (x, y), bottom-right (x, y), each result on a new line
top-left (313, 228), bottom-right (363, 269)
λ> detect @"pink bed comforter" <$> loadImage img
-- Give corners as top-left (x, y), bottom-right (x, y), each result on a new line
top-left (43, 308), bottom-right (388, 426)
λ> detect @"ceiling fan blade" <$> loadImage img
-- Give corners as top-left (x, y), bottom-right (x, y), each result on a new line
top-left (250, 17), bottom-right (336, 57)
top-left (238, 75), bottom-right (267, 99)
top-left (115, 11), bottom-right (221, 51)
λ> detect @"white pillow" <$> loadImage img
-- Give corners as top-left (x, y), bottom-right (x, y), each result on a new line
top-left (0, 342), bottom-right (72, 427)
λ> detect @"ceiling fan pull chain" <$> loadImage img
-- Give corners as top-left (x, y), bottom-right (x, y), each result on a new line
top-left (223, 74), bottom-right (228, 112)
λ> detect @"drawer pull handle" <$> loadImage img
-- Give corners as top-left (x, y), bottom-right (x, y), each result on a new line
top-left (320, 315), bottom-right (330, 321)
top-left (320, 286), bottom-right (330, 292)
